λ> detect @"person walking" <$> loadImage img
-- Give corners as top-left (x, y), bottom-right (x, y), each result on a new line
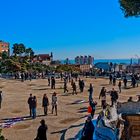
top-left (32, 96), bottom-right (37, 119)
top-left (48, 77), bottom-right (50, 86)
top-left (72, 82), bottom-right (77, 95)
top-left (51, 92), bottom-right (57, 116)
top-left (0, 91), bottom-right (3, 109)
top-left (35, 119), bottom-right (48, 140)
top-left (51, 77), bottom-right (55, 89)
top-left (118, 80), bottom-right (122, 93)
top-left (42, 94), bottom-right (49, 115)
top-left (99, 87), bottom-right (106, 109)
top-left (110, 88), bottom-right (118, 107)
top-left (109, 74), bottom-right (113, 84)
top-left (89, 99), bottom-right (97, 118)
top-left (81, 115), bottom-right (95, 140)
top-left (88, 84), bottom-right (93, 101)
top-left (113, 76), bottom-right (116, 86)
top-left (64, 80), bottom-right (68, 93)
top-left (27, 94), bottom-right (33, 117)
top-left (79, 79), bottom-right (85, 93)
top-left (123, 77), bottom-right (127, 88)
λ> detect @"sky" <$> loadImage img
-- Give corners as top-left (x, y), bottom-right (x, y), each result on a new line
top-left (0, 0), bottom-right (140, 60)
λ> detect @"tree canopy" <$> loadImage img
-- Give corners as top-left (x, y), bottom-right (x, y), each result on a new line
top-left (120, 0), bottom-right (140, 17)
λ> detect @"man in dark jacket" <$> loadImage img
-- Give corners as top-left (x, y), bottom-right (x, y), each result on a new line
top-left (110, 88), bottom-right (118, 107)
top-left (42, 94), bottom-right (49, 115)
top-left (99, 87), bottom-right (106, 109)
top-left (81, 115), bottom-right (94, 140)
top-left (27, 94), bottom-right (33, 117)
top-left (88, 84), bottom-right (93, 101)
top-left (35, 119), bottom-right (48, 140)
top-left (51, 77), bottom-right (55, 89)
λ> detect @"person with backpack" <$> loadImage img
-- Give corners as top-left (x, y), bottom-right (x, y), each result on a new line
top-left (42, 94), bottom-right (49, 115)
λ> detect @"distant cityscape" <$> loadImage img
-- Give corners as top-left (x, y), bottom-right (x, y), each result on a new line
top-left (1, 40), bottom-right (140, 73)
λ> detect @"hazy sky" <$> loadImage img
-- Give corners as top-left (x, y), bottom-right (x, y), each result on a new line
top-left (0, 0), bottom-right (140, 60)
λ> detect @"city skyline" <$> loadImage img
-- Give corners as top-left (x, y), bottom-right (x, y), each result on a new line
top-left (0, 0), bottom-right (140, 60)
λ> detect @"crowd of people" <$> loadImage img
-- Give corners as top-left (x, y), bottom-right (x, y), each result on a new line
top-left (27, 92), bottom-right (57, 119)
top-left (1, 71), bottom-right (140, 140)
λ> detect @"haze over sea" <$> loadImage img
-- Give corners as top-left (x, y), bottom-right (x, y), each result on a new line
top-left (61, 59), bottom-right (139, 65)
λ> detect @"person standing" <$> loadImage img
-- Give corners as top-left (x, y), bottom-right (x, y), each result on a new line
top-left (123, 77), bottom-right (127, 88)
top-left (113, 76), bottom-right (116, 86)
top-left (0, 91), bottom-right (2, 109)
top-left (81, 80), bottom-right (85, 92)
top-left (99, 87), bottom-right (106, 109)
top-left (72, 82), bottom-right (77, 95)
top-left (51, 92), bottom-right (57, 116)
top-left (109, 74), bottom-right (113, 84)
top-left (42, 94), bottom-right (49, 115)
top-left (79, 79), bottom-right (85, 93)
top-left (110, 88), bottom-right (118, 107)
top-left (27, 94), bottom-right (33, 117)
top-left (48, 77), bottom-right (50, 86)
top-left (81, 115), bottom-right (95, 140)
top-left (35, 119), bottom-right (48, 140)
top-left (118, 80), bottom-right (122, 93)
top-left (64, 80), bottom-right (68, 93)
top-left (89, 99), bottom-right (97, 118)
top-left (32, 96), bottom-right (37, 119)
top-left (51, 77), bottom-right (55, 89)
top-left (88, 84), bottom-right (93, 101)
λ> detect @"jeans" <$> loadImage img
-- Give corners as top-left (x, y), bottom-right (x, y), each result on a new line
top-left (44, 106), bottom-right (48, 115)
top-left (32, 108), bottom-right (36, 119)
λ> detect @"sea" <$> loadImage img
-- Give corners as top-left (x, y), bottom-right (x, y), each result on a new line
top-left (61, 59), bottom-right (139, 65)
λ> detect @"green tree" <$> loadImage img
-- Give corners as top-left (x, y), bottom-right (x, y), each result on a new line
top-left (25, 48), bottom-right (34, 57)
top-left (12, 43), bottom-right (19, 56)
top-left (12, 43), bottom-right (26, 56)
top-left (18, 43), bottom-right (26, 56)
top-left (1, 51), bottom-right (8, 60)
top-left (120, 0), bottom-right (140, 17)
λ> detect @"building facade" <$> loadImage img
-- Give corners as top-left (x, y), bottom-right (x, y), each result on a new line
top-left (75, 55), bottom-right (94, 65)
top-left (32, 52), bottom-right (53, 65)
top-left (0, 41), bottom-right (10, 56)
